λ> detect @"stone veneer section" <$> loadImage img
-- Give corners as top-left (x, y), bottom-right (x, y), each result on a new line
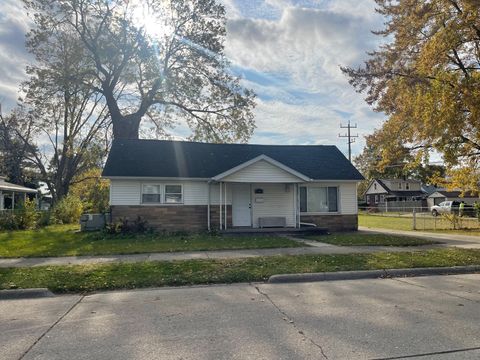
top-left (111, 206), bottom-right (357, 232)
top-left (300, 214), bottom-right (358, 232)
top-left (111, 205), bottom-right (232, 232)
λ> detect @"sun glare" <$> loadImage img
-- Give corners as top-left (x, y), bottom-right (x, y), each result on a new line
top-left (130, 1), bottom-right (173, 40)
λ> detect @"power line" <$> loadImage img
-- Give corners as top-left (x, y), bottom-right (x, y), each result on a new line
top-left (339, 120), bottom-right (358, 162)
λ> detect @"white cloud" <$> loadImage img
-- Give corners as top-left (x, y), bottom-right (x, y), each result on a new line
top-left (0, 0), bottom-right (32, 111)
top-left (224, 1), bottom-right (387, 156)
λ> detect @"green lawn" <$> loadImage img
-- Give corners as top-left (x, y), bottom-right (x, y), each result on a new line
top-left (0, 225), bottom-right (302, 258)
top-left (304, 233), bottom-right (439, 246)
top-left (359, 214), bottom-right (480, 236)
top-left (2, 248), bottom-right (480, 293)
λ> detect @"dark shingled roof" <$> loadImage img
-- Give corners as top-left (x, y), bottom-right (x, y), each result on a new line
top-left (102, 139), bottom-right (364, 181)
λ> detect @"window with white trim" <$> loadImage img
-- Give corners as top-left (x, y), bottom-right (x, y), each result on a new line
top-left (300, 186), bottom-right (338, 213)
top-left (165, 185), bottom-right (183, 203)
top-left (406, 183), bottom-right (410, 190)
top-left (142, 184), bottom-right (161, 203)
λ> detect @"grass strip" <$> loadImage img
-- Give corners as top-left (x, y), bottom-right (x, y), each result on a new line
top-left (0, 224), bottom-right (302, 258)
top-left (2, 248), bottom-right (480, 293)
top-left (304, 233), bottom-right (439, 246)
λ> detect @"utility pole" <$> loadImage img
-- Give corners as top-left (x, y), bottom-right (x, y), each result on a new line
top-left (339, 120), bottom-right (358, 162)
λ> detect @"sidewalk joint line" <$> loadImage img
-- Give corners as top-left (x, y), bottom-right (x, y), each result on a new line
top-left (18, 295), bottom-right (85, 360)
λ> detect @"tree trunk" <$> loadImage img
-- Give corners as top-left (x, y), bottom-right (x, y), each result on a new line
top-left (112, 114), bottom-right (142, 139)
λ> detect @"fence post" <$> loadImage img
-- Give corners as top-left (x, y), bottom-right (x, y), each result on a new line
top-left (412, 208), bottom-right (416, 230)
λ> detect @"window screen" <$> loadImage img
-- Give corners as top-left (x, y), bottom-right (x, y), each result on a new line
top-left (165, 185), bottom-right (182, 203)
top-left (142, 185), bottom-right (161, 203)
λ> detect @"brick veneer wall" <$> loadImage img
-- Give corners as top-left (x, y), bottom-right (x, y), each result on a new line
top-left (300, 214), bottom-right (358, 232)
top-left (110, 205), bottom-right (232, 232)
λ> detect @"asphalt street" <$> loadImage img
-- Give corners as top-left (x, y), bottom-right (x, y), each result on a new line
top-left (2, 274), bottom-right (480, 359)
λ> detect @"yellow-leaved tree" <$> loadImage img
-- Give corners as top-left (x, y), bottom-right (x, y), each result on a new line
top-left (342, 0), bottom-right (480, 194)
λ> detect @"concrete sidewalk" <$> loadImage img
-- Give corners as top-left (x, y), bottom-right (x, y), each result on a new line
top-left (0, 241), bottom-right (442, 268)
top-left (359, 226), bottom-right (480, 248)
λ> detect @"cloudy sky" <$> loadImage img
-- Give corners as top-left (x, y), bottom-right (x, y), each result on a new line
top-left (0, 0), bottom-right (386, 158)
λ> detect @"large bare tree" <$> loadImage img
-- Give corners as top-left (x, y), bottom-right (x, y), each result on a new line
top-left (24, 0), bottom-right (256, 141)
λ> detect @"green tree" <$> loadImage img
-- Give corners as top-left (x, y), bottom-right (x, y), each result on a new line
top-left (342, 0), bottom-right (480, 193)
top-left (0, 106), bottom-right (38, 186)
top-left (354, 130), bottom-right (446, 185)
top-left (70, 168), bottom-right (110, 213)
top-left (24, 0), bottom-right (256, 141)
top-left (16, 29), bottom-right (110, 203)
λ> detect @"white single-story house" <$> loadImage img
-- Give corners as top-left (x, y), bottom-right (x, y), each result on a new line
top-left (102, 139), bottom-right (364, 232)
top-left (427, 190), bottom-right (479, 208)
top-left (0, 176), bottom-right (38, 210)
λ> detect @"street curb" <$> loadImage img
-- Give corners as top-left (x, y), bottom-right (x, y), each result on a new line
top-left (0, 288), bottom-right (54, 300)
top-left (268, 265), bottom-right (480, 283)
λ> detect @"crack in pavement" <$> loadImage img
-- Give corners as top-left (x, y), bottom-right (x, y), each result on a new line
top-left (369, 345), bottom-right (480, 359)
top-left (392, 277), bottom-right (480, 304)
top-left (17, 295), bottom-right (85, 360)
top-left (252, 284), bottom-right (329, 359)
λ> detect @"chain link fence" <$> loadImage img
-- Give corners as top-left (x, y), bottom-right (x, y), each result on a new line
top-left (359, 206), bottom-right (480, 231)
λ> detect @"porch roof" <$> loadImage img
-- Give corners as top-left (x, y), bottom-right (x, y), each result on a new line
top-left (0, 178), bottom-right (38, 193)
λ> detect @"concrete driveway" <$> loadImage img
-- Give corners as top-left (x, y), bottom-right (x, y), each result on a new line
top-left (3, 274), bottom-right (480, 360)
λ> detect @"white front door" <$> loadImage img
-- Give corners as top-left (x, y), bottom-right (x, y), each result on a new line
top-left (232, 184), bottom-right (251, 227)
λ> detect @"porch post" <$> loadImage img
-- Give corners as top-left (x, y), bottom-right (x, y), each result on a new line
top-left (224, 182), bottom-right (227, 229)
top-left (0, 191), bottom-right (3, 210)
top-left (207, 182), bottom-right (211, 231)
top-left (24, 192), bottom-right (27, 205)
top-left (296, 184), bottom-right (301, 228)
top-left (12, 191), bottom-right (15, 210)
top-left (293, 183), bottom-right (298, 228)
top-left (219, 182), bottom-right (222, 230)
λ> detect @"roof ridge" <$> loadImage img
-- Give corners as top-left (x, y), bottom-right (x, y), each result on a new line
top-left (113, 138), bottom-right (335, 147)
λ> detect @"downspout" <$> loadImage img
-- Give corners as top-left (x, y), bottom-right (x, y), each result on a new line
top-left (224, 182), bottom-right (227, 229)
top-left (207, 181), bottom-right (211, 231)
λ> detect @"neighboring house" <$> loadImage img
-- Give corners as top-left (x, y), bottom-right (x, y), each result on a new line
top-left (102, 139), bottom-right (364, 232)
top-left (0, 176), bottom-right (38, 210)
top-left (364, 179), bottom-right (425, 208)
top-left (427, 190), bottom-right (479, 207)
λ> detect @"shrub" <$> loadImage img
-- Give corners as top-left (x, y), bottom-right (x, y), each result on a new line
top-left (442, 213), bottom-right (460, 230)
top-left (474, 202), bottom-right (480, 221)
top-left (105, 216), bottom-right (149, 234)
top-left (37, 210), bottom-right (55, 227)
top-left (15, 199), bottom-right (39, 230)
top-left (52, 195), bottom-right (84, 224)
top-left (0, 211), bottom-right (18, 231)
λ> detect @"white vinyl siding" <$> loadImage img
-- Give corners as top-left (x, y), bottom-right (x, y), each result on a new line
top-left (110, 181), bottom-right (141, 205)
top-left (222, 160), bottom-right (304, 183)
top-left (340, 182), bottom-right (357, 215)
top-left (109, 179), bottom-right (358, 215)
top-left (251, 183), bottom-right (295, 228)
top-left (110, 180), bottom-right (232, 206)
